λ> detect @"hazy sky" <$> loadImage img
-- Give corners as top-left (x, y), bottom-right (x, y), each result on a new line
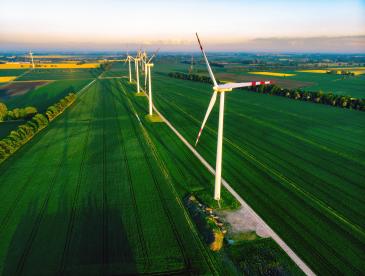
top-left (1, 0), bottom-right (364, 52)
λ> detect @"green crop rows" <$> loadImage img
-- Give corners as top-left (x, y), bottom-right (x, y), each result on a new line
top-left (0, 78), bottom-right (235, 275)
top-left (150, 73), bottom-right (365, 275)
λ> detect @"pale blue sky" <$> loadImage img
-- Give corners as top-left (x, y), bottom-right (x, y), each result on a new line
top-left (1, 0), bottom-right (364, 52)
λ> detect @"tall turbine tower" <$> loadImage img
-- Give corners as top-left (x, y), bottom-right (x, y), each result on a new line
top-left (29, 51), bottom-right (35, 69)
top-left (125, 54), bottom-right (134, 83)
top-left (195, 33), bottom-right (273, 201)
top-left (143, 50), bottom-right (159, 116)
top-left (134, 56), bottom-right (141, 93)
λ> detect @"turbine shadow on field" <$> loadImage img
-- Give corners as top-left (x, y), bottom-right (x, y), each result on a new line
top-left (2, 194), bottom-right (137, 274)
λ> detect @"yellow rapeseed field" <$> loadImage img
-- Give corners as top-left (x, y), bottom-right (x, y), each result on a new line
top-left (298, 68), bottom-right (365, 75)
top-left (0, 63), bottom-right (100, 69)
top-left (297, 70), bottom-right (329, 73)
top-left (249, 72), bottom-right (295, 77)
top-left (0, 76), bottom-right (17, 83)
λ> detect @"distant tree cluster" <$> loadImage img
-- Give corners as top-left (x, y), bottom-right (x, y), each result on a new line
top-left (0, 92), bottom-right (78, 163)
top-left (45, 93), bottom-right (76, 121)
top-left (248, 84), bottom-right (365, 111)
top-left (168, 72), bottom-right (213, 84)
top-left (0, 102), bottom-right (38, 121)
top-left (168, 72), bottom-right (365, 111)
top-left (7, 106), bottom-right (38, 120)
top-left (0, 114), bottom-right (48, 162)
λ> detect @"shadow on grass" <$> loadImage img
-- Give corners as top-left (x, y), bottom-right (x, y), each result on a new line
top-left (2, 195), bottom-right (137, 275)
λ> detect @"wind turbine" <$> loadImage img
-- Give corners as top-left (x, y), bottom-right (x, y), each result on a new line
top-left (125, 53), bottom-right (134, 83)
top-left (188, 54), bottom-right (194, 74)
top-left (29, 51), bottom-right (35, 69)
top-left (134, 55), bottom-right (141, 93)
top-left (194, 33), bottom-right (273, 201)
top-left (143, 49), bottom-right (159, 115)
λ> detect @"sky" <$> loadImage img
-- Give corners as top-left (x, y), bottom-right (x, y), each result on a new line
top-left (1, 0), bottom-right (365, 52)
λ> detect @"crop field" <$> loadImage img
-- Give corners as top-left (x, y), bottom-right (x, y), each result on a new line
top-left (248, 72), bottom-right (296, 77)
top-left (159, 59), bottom-right (365, 98)
top-left (0, 69), bottom-right (29, 77)
top-left (0, 78), bottom-right (239, 275)
top-left (16, 68), bottom-right (101, 81)
top-left (1, 79), bottom-right (91, 112)
top-left (0, 77), bottom-right (17, 83)
top-left (0, 81), bottom-right (50, 99)
top-left (150, 73), bottom-right (365, 274)
top-left (0, 63), bottom-right (100, 69)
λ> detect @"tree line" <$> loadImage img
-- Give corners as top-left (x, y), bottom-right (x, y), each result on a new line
top-left (0, 103), bottom-right (38, 121)
top-left (45, 93), bottom-right (76, 121)
top-left (0, 93), bottom-right (77, 163)
top-left (168, 72), bottom-right (364, 111)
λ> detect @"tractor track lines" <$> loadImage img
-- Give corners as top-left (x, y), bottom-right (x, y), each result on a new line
top-left (119, 81), bottom-right (192, 273)
top-left (15, 133), bottom-right (71, 275)
top-left (14, 77), bottom-right (99, 275)
top-left (157, 79), bottom-right (365, 166)
top-left (0, 125), bottom-right (65, 236)
top-left (58, 83), bottom-right (97, 275)
top-left (101, 81), bottom-right (109, 272)
top-left (155, 93), bottom-right (365, 238)
top-left (105, 79), bottom-right (151, 270)
top-left (119, 80), bottom-right (220, 275)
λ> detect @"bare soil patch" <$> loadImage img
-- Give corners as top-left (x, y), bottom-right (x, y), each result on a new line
top-left (218, 207), bottom-right (271, 238)
top-left (0, 81), bottom-right (50, 99)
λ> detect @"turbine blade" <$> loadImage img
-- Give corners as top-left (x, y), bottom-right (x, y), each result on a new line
top-left (195, 33), bottom-right (218, 87)
top-left (195, 91), bottom-right (218, 146)
top-left (147, 48), bottom-right (160, 63)
top-left (217, 81), bottom-right (273, 90)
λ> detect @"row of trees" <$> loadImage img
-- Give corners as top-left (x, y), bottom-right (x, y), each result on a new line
top-left (45, 93), bottom-right (76, 121)
top-left (168, 72), bottom-right (213, 84)
top-left (0, 102), bottom-right (38, 121)
top-left (168, 72), bottom-right (365, 111)
top-left (0, 92), bottom-right (77, 163)
top-left (0, 114), bottom-right (48, 162)
top-left (248, 84), bottom-right (365, 111)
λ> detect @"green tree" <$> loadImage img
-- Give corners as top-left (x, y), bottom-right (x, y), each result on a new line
top-left (0, 102), bottom-right (7, 121)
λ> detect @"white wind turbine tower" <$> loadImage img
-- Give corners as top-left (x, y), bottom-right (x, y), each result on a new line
top-left (133, 53), bottom-right (141, 93)
top-left (194, 33), bottom-right (273, 201)
top-left (125, 53), bottom-right (134, 83)
top-left (29, 51), bottom-right (35, 69)
top-left (143, 49), bottom-right (159, 116)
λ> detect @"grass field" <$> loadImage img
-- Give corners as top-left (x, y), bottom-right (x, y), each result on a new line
top-left (0, 78), bottom-right (240, 275)
top-left (16, 68), bottom-right (101, 81)
top-left (0, 63), bottom-right (100, 69)
top-left (1, 79), bottom-right (91, 112)
top-left (158, 59), bottom-right (365, 98)
top-left (150, 73), bottom-right (365, 275)
top-left (0, 69), bottom-right (29, 77)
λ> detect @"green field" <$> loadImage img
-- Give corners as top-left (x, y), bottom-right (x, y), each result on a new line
top-left (158, 59), bottom-right (365, 98)
top-left (150, 73), bottom-right (365, 274)
top-left (0, 78), bottom-right (239, 275)
top-left (0, 69), bottom-right (29, 77)
top-left (1, 60), bottom-right (364, 274)
top-left (2, 79), bottom-right (91, 112)
top-left (16, 68), bottom-right (100, 81)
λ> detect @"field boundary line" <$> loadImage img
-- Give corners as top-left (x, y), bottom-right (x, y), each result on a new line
top-left (142, 90), bottom-right (316, 276)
